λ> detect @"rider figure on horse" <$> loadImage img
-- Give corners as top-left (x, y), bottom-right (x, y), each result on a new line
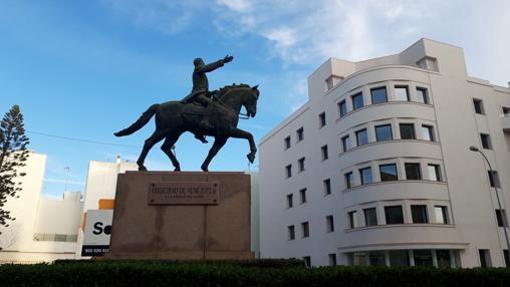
top-left (181, 55), bottom-right (234, 143)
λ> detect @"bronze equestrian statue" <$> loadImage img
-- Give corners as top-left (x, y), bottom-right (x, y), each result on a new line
top-left (114, 56), bottom-right (260, 172)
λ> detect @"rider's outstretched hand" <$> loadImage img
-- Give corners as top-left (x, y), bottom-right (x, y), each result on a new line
top-left (224, 55), bottom-right (234, 63)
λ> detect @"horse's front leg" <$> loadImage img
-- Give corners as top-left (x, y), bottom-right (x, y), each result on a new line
top-left (201, 137), bottom-right (228, 171)
top-left (230, 128), bottom-right (257, 163)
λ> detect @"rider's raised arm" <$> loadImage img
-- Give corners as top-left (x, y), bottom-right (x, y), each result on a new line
top-left (196, 59), bottom-right (225, 73)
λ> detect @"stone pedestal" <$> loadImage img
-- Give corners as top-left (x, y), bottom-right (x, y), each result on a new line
top-left (105, 171), bottom-right (253, 260)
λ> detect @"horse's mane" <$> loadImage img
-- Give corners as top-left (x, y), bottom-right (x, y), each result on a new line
top-left (215, 83), bottom-right (251, 99)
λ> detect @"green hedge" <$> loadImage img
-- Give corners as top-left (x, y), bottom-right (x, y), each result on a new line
top-left (1, 261), bottom-right (510, 287)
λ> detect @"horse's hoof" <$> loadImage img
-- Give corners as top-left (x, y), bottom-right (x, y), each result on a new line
top-left (201, 165), bottom-right (208, 172)
top-left (174, 167), bottom-right (181, 172)
top-left (138, 165), bottom-right (147, 172)
top-left (247, 153), bottom-right (255, 163)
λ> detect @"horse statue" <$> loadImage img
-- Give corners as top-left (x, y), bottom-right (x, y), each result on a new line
top-left (114, 84), bottom-right (260, 172)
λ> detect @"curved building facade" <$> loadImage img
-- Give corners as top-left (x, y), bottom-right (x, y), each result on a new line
top-left (259, 39), bottom-right (510, 267)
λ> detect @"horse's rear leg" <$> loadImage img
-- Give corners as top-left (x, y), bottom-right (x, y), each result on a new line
top-left (201, 137), bottom-right (227, 171)
top-left (137, 130), bottom-right (167, 171)
top-left (161, 133), bottom-right (182, 171)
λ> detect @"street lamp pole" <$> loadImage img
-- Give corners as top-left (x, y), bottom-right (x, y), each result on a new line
top-left (469, 145), bottom-right (510, 264)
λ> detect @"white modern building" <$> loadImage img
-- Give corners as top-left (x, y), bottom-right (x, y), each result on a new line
top-left (0, 152), bottom-right (83, 263)
top-left (259, 39), bottom-right (510, 268)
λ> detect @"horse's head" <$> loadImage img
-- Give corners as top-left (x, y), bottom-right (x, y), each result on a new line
top-left (243, 85), bottom-right (260, 118)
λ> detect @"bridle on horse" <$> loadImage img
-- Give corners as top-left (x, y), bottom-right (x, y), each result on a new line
top-left (212, 90), bottom-right (252, 120)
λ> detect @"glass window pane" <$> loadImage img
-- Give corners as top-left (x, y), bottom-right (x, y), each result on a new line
top-left (416, 88), bottom-right (428, 104)
top-left (428, 164), bottom-right (441, 181)
top-left (352, 252), bottom-right (367, 266)
top-left (385, 205), bottom-right (404, 224)
top-left (421, 125), bottom-right (434, 141)
top-left (436, 250), bottom-right (451, 268)
top-left (405, 163), bottom-right (421, 180)
top-left (414, 250), bottom-right (433, 266)
top-left (352, 92), bottom-right (364, 110)
top-left (411, 205), bottom-right (428, 223)
top-left (473, 99), bottom-right (484, 114)
top-left (364, 208), bottom-right (378, 226)
top-left (323, 179), bottom-right (331, 195)
top-left (369, 251), bottom-right (386, 266)
top-left (339, 101), bottom-right (347, 117)
top-left (345, 172), bottom-right (353, 189)
top-left (380, 164), bottom-right (398, 181)
top-left (435, 206), bottom-right (448, 224)
top-left (348, 211), bottom-right (357, 228)
top-left (360, 167), bottom-right (373, 185)
top-left (389, 250), bottom-right (410, 266)
top-left (395, 86), bottom-right (409, 101)
top-left (371, 87), bottom-right (388, 104)
top-left (375, 124), bottom-right (393, 141)
top-left (341, 135), bottom-right (350, 152)
top-left (356, 129), bottom-right (368, 146)
top-left (400, 124), bottom-right (416, 139)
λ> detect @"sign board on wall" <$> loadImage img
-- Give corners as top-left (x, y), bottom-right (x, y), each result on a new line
top-left (81, 209), bottom-right (113, 256)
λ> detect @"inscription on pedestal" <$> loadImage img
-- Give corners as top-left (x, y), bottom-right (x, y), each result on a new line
top-left (147, 181), bottom-right (220, 205)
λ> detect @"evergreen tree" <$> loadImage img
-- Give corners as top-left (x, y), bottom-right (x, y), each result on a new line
top-left (0, 105), bottom-right (29, 233)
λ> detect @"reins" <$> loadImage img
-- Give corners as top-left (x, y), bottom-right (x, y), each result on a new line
top-left (212, 90), bottom-right (251, 120)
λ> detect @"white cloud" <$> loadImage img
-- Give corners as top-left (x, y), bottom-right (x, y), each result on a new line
top-left (216, 0), bottom-right (252, 13)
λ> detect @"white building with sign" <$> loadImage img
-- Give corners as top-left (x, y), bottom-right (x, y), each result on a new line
top-left (259, 39), bottom-right (510, 267)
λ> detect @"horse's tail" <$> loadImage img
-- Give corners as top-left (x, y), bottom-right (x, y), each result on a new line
top-left (114, 104), bottom-right (159, 137)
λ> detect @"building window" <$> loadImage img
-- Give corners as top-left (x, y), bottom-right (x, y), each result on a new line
top-left (428, 164), bottom-right (441, 181)
top-left (375, 124), bottom-right (393, 141)
top-left (371, 86), bottom-right (388, 104)
top-left (421, 125), bottom-right (434, 141)
top-left (302, 222), bottom-right (310, 238)
top-left (356, 128), bottom-right (368, 146)
top-left (285, 164), bottom-right (292, 178)
top-left (348, 210), bottom-right (357, 228)
top-left (473, 99), bottom-right (485, 115)
top-left (380, 164), bottom-right (398, 181)
top-left (414, 250), bottom-right (434, 266)
top-left (328, 253), bottom-right (337, 266)
top-left (436, 250), bottom-right (452, 268)
top-left (299, 188), bottom-right (307, 204)
top-left (496, 209), bottom-right (508, 227)
top-left (364, 207), bottom-right (378, 226)
top-left (284, 136), bottom-right (291, 149)
top-left (503, 106), bottom-right (510, 117)
top-left (323, 178), bottom-right (331, 196)
top-left (434, 206), bottom-right (449, 224)
top-left (405, 163), bottom-right (422, 180)
top-left (369, 251), bottom-right (386, 266)
top-left (341, 135), bottom-right (350, 152)
top-left (345, 172), bottom-right (353, 189)
top-left (338, 100), bottom-right (347, 117)
top-left (488, 170), bottom-right (500, 188)
top-left (359, 167), bottom-right (373, 185)
top-left (416, 87), bottom-right (429, 104)
top-left (479, 249), bottom-right (492, 267)
top-left (318, 112), bottom-right (326, 127)
top-left (286, 194), bottom-right (293, 208)
top-left (326, 215), bottom-right (334, 232)
top-left (321, 145), bottom-right (328, 160)
top-left (480, 133), bottom-right (492, 149)
top-left (296, 127), bottom-right (304, 142)
top-left (411, 205), bottom-right (429, 223)
top-left (399, 123), bottom-right (416, 139)
top-left (352, 92), bottom-right (364, 110)
top-left (389, 250), bottom-right (410, 266)
top-left (288, 225), bottom-right (295, 240)
top-left (298, 157), bottom-right (305, 172)
top-left (394, 85), bottom-right (409, 101)
top-left (303, 256), bottom-right (311, 267)
top-left (385, 205), bottom-right (404, 224)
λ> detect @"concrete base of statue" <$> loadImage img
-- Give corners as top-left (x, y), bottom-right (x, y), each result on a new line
top-left (105, 171), bottom-right (254, 260)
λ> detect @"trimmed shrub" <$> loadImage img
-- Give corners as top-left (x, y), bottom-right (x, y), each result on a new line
top-left (1, 261), bottom-right (510, 287)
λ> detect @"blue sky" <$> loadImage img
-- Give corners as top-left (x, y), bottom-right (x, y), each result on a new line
top-left (1, 0), bottom-right (509, 197)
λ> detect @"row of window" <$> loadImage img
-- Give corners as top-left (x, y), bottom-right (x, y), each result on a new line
top-left (344, 161), bottom-right (442, 190)
top-left (338, 85), bottom-right (430, 119)
top-left (287, 214), bottom-right (335, 241)
top-left (348, 249), bottom-right (459, 268)
top-left (285, 157), bottom-right (306, 178)
top-left (284, 127), bottom-right (304, 150)
top-left (286, 179), bottom-right (332, 208)
top-left (347, 204), bottom-right (450, 229)
top-left (341, 122), bottom-right (435, 152)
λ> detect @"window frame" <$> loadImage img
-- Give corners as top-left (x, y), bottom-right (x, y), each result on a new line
top-left (394, 85), bottom-right (410, 101)
top-left (321, 145), bottom-right (329, 160)
top-left (296, 127), bottom-right (304, 142)
top-left (428, 164), bottom-right (442, 181)
top-left (480, 133), bottom-right (492, 150)
top-left (380, 163), bottom-right (398, 182)
top-left (286, 193), bottom-right (293, 208)
top-left (326, 215), bottom-right (335, 232)
top-left (370, 86), bottom-right (388, 104)
top-left (351, 92), bottom-right (364, 110)
top-left (364, 207), bottom-right (378, 227)
top-left (399, 123), bottom-right (416, 140)
top-left (285, 164), bottom-right (292, 178)
top-left (405, 162), bottom-right (422, 180)
top-left (416, 87), bottom-right (429, 104)
top-left (345, 172), bottom-right (354, 189)
top-left (323, 178), bottom-right (331, 196)
top-left (301, 221), bottom-right (310, 238)
top-left (284, 136), bottom-right (291, 150)
top-left (341, 135), bottom-right (350, 152)
top-left (319, 112), bottom-right (326, 128)
top-left (298, 157), bottom-right (305, 172)
top-left (299, 188), bottom-right (307, 204)
top-left (356, 128), bottom-right (369, 146)
top-left (473, 99), bottom-right (485, 115)
top-left (338, 100), bottom-right (347, 117)
top-left (375, 124), bottom-right (393, 142)
top-left (421, 125), bottom-right (435, 141)
top-left (384, 205), bottom-right (404, 224)
top-left (359, 167), bottom-right (373, 185)
top-left (411, 204), bottom-right (429, 224)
